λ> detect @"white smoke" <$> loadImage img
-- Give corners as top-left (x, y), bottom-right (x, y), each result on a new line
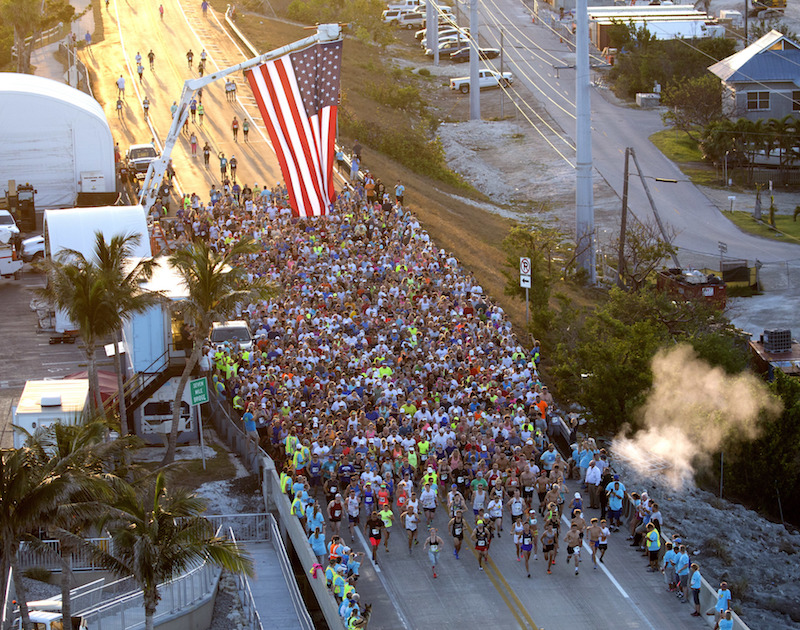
top-left (612, 344), bottom-right (782, 489)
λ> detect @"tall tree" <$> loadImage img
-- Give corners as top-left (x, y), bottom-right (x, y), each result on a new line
top-left (90, 472), bottom-right (253, 630)
top-left (22, 420), bottom-right (124, 629)
top-left (38, 231), bottom-right (159, 421)
top-left (38, 261), bottom-right (114, 413)
top-left (661, 74), bottom-right (724, 141)
top-left (90, 232), bottom-right (160, 435)
top-left (161, 238), bottom-right (275, 465)
top-left (0, 448), bottom-right (74, 630)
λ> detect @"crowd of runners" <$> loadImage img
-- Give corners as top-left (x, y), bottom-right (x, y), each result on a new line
top-left (157, 160), bottom-right (736, 629)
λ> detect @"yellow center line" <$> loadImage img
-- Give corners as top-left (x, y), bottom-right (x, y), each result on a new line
top-left (464, 521), bottom-right (540, 630)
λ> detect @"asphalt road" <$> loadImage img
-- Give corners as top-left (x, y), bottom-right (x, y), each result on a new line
top-left (91, 0), bottom-right (282, 208)
top-left (474, 0), bottom-right (800, 266)
top-left (83, 3), bottom-right (707, 628)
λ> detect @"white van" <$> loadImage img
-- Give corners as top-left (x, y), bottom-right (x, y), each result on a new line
top-left (386, 0), bottom-right (421, 10)
top-left (397, 10), bottom-right (426, 29)
top-left (210, 320), bottom-right (254, 351)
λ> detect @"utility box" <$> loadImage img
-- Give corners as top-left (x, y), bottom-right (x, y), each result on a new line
top-left (636, 93), bottom-right (661, 109)
top-left (763, 329), bottom-right (792, 354)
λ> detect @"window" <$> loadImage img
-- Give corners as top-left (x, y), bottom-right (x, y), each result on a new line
top-left (793, 91), bottom-right (800, 112)
top-left (746, 91), bottom-right (769, 111)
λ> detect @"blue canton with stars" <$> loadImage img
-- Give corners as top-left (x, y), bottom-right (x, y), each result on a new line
top-left (291, 40), bottom-right (343, 117)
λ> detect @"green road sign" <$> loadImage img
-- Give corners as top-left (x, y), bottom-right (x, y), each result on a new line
top-left (189, 377), bottom-right (209, 405)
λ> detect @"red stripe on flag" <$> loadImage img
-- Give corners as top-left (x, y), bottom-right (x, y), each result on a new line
top-left (245, 65), bottom-right (298, 213)
top-left (267, 64), bottom-right (313, 216)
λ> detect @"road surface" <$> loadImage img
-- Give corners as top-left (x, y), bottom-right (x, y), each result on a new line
top-left (475, 0), bottom-right (800, 266)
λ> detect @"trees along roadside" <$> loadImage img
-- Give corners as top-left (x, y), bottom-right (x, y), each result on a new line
top-left (89, 471), bottom-right (253, 630)
top-left (161, 237), bottom-right (276, 466)
top-left (20, 420), bottom-right (137, 630)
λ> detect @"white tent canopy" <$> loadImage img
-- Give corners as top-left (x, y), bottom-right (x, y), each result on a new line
top-left (43, 206), bottom-right (152, 261)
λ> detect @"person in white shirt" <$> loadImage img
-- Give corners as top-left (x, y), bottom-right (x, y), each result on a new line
top-left (420, 483), bottom-right (438, 528)
top-left (585, 460), bottom-right (602, 509)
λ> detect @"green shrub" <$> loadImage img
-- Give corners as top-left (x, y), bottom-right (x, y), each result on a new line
top-left (23, 567), bottom-right (52, 583)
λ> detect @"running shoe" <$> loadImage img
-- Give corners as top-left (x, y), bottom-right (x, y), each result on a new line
top-left (433, 572), bottom-right (437, 578)
top-left (479, 566), bottom-right (484, 571)
top-left (547, 569), bottom-right (551, 574)
top-left (527, 573), bottom-right (531, 578)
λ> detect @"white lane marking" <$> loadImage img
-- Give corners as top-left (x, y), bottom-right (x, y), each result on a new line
top-left (560, 513), bottom-right (658, 630)
top-left (353, 524), bottom-right (412, 630)
top-left (174, 0), bottom-right (274, 151)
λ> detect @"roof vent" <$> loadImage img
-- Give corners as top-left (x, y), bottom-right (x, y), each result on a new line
top-left (40, 395), bottom-right (62, 407)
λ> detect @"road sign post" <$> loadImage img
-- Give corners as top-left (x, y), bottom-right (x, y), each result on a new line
top-left (520, 257), bottom-right (531, 327)
top-left (189, 377), bottom-right (209, 470)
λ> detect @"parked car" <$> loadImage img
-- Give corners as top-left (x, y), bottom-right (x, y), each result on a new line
top-left (21, 234), bottom-right (44, 262)
top-left (397, 10), bottom-right (426, 29)
top-left (0, 209), bottom-right (20, 236)
top-left (450, 68), bottom-right (513, 93)
top-left (449, 47), bottom-right (501, 62)
top-left (386, 0), bottom-right (421, 10)
top-left (382, 7), bottom-right (418, 23)
top-left (425, 39), bottom-right (469, 56)
top-left (126, 143), bottom-right (160, 174)
top-left (416, 25), bottom-right (469, 40)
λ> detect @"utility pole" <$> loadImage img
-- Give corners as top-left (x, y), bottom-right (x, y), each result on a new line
top-left (617, 147), bottom-right (630, 289)
top-left (575, 0), bottom-right (595, 282)
top-left (469, 0), bottom-right (479, 120)
top-left (500, 28), bottom-right (505, 118)
top-left (629, 147), bottom-right (681, 269)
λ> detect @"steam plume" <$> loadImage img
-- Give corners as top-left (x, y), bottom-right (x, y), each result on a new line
top-left (612, 344), bottom-right (781, 488)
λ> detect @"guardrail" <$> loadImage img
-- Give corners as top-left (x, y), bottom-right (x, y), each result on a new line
top-left (206, 514), bottom-right (272, 543)
top-left (11, 22), bottom-right (69, 57)
top-left (17, 537), bottom-right (112, 572)
top-left (267, 514), bottom-right (315, 630)
top-left (79, 560), bottom-right (220, 630)
top-left (226, 528), bottom-right (263, 630)
top-left (206, 391), bottom-right (344, 628)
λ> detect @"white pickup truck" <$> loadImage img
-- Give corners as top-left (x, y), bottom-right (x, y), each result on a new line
top-left (450, 69), bottom-right (513, 94)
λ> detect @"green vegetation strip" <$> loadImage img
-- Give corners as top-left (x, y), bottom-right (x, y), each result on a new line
top-left (725, 210), bottom-right (800, 244)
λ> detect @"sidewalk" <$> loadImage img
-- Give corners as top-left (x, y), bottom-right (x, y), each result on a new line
top-left (29, 0), bottom-right (95, 84)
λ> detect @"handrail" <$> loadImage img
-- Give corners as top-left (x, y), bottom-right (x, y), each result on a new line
top-left (2, 566), bottom-right (14, 630)
top-left (227, 528), bottom-right (264, 630)
top-left (103, 345), bottom-right (184, 414)
top-left (267, 515), bottom-right (315, 630)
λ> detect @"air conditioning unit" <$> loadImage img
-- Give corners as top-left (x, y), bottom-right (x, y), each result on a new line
top-left (763, 329), bottom-right (792, 353)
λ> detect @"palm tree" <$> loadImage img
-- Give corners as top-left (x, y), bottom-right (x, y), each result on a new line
top-left (38, 255), bottom-right (118, 413)
top-left (0, 448), bottom-right (74, 630)
top-left (38, 231), bottom-right (160, 421)
top-left (22, 420), bottom-right (136, 628)
top-left (161, 237), bottom-right (275, 466)
top-left (90, 472), bottom-right (253, 630)
top-left (90, 232), bottom-right (161, 436)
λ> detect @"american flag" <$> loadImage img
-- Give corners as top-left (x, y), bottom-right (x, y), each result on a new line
top-left (246, 40), bottom-right (343, 218)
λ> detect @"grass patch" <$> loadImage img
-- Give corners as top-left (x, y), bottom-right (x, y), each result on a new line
top-left (650, 129), bottom-right (720, 187)
top-left (23, 567), bottom-right (53, 583)
top-left (169, 436), bottom-right (237, 490)
top-left (725, 210), bottom-right (800, 243)
top-left (650, 129), bottom-right (704, 163)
